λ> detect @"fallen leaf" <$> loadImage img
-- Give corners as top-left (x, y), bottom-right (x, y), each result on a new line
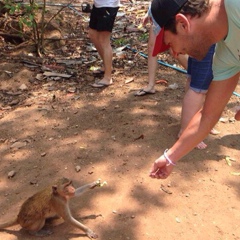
top-left (156, 79), bottom-right (168, 86)
top-left (230, 172), bottom-right (240, 176)
top-left (225, 156), bottom-right (236, 166)
top-left (125, 77), bottom-right (134, 84)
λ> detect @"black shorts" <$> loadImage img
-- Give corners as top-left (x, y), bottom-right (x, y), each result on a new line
top-left (89, 5), bottom-right (119, 32)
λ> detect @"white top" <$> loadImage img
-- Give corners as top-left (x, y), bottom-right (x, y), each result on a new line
top-left (94, 0), bottom-right (121, 8)
top-left (212, 0), bottom-right (240, 80)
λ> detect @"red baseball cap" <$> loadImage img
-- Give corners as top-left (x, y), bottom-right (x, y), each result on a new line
top-left (152, 27), bottom-right (170, 56)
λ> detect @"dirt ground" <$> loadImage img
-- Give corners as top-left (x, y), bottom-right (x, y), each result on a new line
top-left (0, 1), bottom-right (240, 240)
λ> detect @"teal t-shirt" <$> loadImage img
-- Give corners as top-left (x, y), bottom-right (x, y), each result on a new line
top-left (212, 0), bottom-right (240, 80)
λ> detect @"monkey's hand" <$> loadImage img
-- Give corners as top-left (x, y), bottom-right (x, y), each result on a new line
top-left (87, 229), bottom-right (98, 239)
top-left (90, 179), bottom-right (107, 189)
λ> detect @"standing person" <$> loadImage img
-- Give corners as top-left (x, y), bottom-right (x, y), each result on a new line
top-left (89, 0), bottom-right (120, 88)
top-left (134, 9), bottom-right (159, 96)
top-left (149, 0), bottom-right (240, 180)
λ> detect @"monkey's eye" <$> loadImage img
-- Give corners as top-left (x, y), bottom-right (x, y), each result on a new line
top-left (64, 181), bottom-right (72, 187)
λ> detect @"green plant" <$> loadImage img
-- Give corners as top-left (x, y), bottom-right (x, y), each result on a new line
top-left (3, 0), bottom-right (41, 53)
top-left (114, 37), bottom-right (129, 47)
top-left (138, 32), bottom-right (148, 42)
top-left (2, 0), bottom-right (75, 57)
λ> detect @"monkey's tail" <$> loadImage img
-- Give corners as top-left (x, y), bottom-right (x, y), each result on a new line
top-left (0, 217), bottom-right (18, 229)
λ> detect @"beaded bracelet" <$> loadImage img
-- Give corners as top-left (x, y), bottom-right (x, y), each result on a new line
top-left (163, 149), bottom-right (176, 166)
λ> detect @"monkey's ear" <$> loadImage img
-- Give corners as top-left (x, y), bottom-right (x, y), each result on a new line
top-left (52, 185), bottom-right (58, 193)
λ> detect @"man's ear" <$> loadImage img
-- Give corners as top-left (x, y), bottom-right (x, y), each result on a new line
top-left (175, 13), bottom-right (190, 33)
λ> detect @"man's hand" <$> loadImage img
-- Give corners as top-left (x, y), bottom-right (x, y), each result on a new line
top-left (149, 154), bottom-right (175, 179)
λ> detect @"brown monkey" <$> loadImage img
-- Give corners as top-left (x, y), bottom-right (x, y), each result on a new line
top-left (0, 178), bottom-right (105, 239)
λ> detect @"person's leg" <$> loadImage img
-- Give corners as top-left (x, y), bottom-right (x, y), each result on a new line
top-left (89, 29), bottom-right (112, 85)
top-left (98, 31), bottom-right (112, 84)
top-left (135, 25), bottom-right (157, 96)
top-left (88, 6), bottom-right (118, 87)
top-left (89, 28), bottom-right (104, 60)
top-left (145, 25), bottom-right (158, 92)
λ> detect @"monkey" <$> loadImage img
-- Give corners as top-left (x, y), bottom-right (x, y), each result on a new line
top-left (0, 177), bottom-right (105, 239)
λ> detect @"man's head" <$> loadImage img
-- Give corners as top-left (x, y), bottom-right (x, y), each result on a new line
top-left (151, 0), bottom-right (212, 60)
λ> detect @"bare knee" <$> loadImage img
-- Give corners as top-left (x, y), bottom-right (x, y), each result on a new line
top-left (88, 28), bottom-right (97, 42)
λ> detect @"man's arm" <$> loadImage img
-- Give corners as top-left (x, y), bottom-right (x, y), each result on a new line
top-left (150, 73), bottom-right (240, 179)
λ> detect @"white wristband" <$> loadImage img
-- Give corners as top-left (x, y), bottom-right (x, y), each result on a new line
top-left (164, 149), bottom-right (176, 166)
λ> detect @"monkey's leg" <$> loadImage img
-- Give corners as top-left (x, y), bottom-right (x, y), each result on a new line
top-left (23, 219), bottom-right (53, 237)
top-left (75, 180), bottom-right (100, 197)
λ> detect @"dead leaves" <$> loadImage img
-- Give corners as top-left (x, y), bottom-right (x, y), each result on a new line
top-left (224, 156), bottom-right (240, 176)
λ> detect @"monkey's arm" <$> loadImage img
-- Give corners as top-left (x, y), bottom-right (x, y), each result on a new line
top-left (58, 203), bottom-right (98, 239)
top-left (74, 180), bottom-right (106, 197)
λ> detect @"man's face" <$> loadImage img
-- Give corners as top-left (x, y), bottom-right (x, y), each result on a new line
top-left (163, 21), bottom-right (211, 60)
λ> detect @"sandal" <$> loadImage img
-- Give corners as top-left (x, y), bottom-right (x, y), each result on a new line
top-left (90, 81), bottom-right (112, 88)
top-left (134, 89), bottom-right (155, 96)
top-left (92, 70), bottom-right (105, 76)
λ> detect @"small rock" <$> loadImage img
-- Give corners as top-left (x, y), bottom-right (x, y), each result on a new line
top-left (10, 141), bottom-right (27, 149)
top-left (41, 152), bottom-right (47, 157)
top-left (8, 170), bottom-right (16, 178)
top-left (67, 87), bottom-right (76, 93)
top-left (75, 165), bottom-right (81, 172)
top-left (175, 217), bottom-right (181, 223)
top-left (30, 179), bottom-right (38, 185)
top-left (35, 73), bottom-right (44, 81)
top-left (168, 83), bottom-right (178, 90)
top-left (19, 84), bottom-right (28, 91)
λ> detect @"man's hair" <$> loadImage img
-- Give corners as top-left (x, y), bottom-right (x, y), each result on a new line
top-left (165, 0), bottom-right (210, 33)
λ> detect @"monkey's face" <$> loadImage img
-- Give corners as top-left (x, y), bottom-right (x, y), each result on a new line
top-left (63, 182), bottom-right (76, 198)
top-left (52, 180), bottom-right (76, 198)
